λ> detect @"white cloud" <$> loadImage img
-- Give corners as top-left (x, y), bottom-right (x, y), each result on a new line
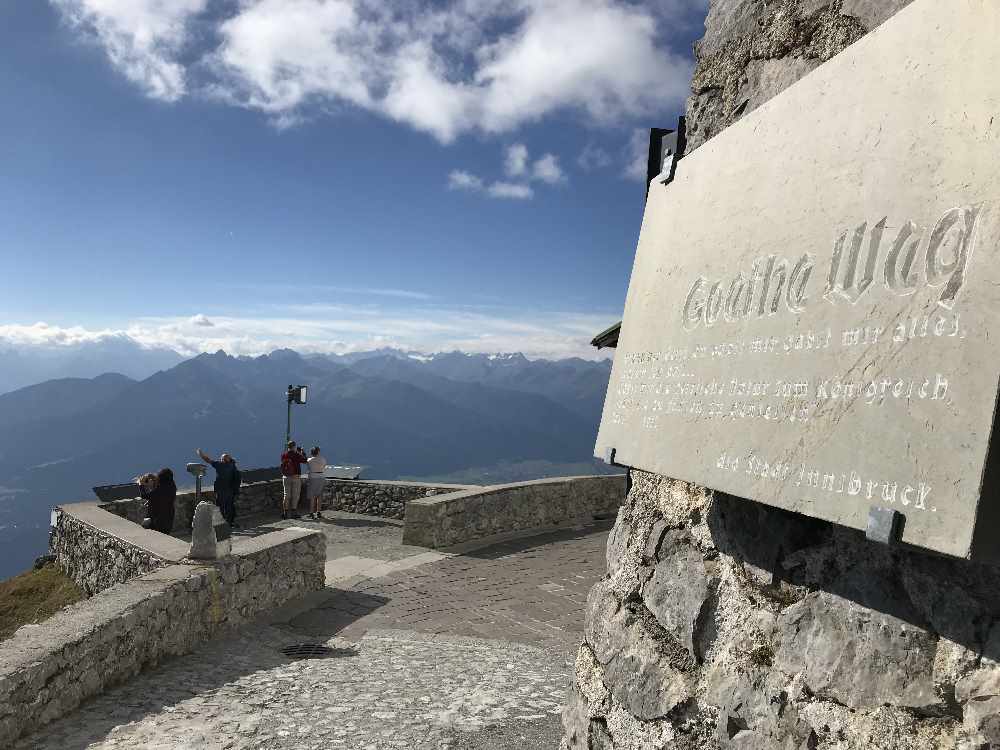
top-left (0, 322), bottom-right (131, 349)
top-left (504, 143), bottom-right (529, 177)
top-left (53, 0), bottom-right (695, 142)
top-left (189, 314), bottom-right (214, 327)
top-left (578, 142), bottom-right (613, 170)
top-left (487, 182), bottom-right (533, 200)
top-left (624, 128), bottom-right (650, 181)
top-left (448, 168), bottom-right (533, 200)
top-left (52, 0), bottom-right (208, 102)
top-left (447, 170), bottom-right (484, 191)
top-left (451, 144), bottom-right (563, 199)
top-left (531, 153), bottom-right (565, 184)
top-left (0, 307), bottom-right (616, 360)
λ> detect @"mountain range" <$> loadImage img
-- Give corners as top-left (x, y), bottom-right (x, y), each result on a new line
top-left (0, 335), bottom-right (185, 394)
top-left (0, 348), bottom-right (614, 579)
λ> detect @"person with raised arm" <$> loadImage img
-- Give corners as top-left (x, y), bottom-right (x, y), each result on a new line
top-left (196, 448), bottom-right (241, 527)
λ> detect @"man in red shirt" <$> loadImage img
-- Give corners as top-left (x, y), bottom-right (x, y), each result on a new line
top-left (281, 440), bottom-right (307, 519)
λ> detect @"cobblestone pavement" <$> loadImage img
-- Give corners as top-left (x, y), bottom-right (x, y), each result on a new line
top-left (17, 519), bottom-right (613, 750)
top-left (289, 524), bottom-right (613, 653)
top-left (236, 511), bottom-right (430, 563)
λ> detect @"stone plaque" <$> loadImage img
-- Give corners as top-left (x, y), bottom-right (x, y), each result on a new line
top-left (595, 0), bottom-right (1000, 558)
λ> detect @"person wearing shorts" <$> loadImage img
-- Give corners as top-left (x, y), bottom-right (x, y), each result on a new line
top-left (306, 446), bottom-right (327, 520)
top-left (280, 441), bottom-right (307, 519)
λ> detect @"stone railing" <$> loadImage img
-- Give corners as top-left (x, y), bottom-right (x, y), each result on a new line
top-left (99, 478), bottom-right (285, 534)
top-left (51, 503), bottom-right (190, 596)
top-left (323, 480), bottom-right (477, 520)
top-left (0, 524), bottom-right (324, 746)
top-left (402, 475), bottom-right (627, 548)
top-left (100, 478), bottom-right (471, 527)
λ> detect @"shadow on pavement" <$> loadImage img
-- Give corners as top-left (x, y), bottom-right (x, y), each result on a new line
top-left (457, 519), bottom-right (615, 560)
top-left (15, 588), bottom-right (390, 750)
top-left (281, 587), bottom-right (391, 639)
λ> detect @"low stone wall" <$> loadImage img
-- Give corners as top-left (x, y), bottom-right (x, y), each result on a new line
top-left (99, 478), bottom-right (461, 528)
top-left (0, 525), bottom-right (324, 746)
top-left (51, 503), bottom-right (190, 596)
top-left (99, 479), bottom-right (285, 533)
top-left (323, 480), bottom-right (476, 520)
top-left (402, 475), bottom-right (626, 548)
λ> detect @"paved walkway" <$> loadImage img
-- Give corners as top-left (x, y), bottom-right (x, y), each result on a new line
top-left (17, 512), bottom-right (613, 750)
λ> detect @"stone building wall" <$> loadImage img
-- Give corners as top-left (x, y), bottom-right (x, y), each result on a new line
top-left (1, 527), bottom-right (325, 746)
top-left (555, 1), bottom-right (1000, 748)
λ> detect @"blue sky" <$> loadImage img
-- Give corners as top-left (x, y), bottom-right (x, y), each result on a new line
top-left (0, 0), bottom-right (706, 359)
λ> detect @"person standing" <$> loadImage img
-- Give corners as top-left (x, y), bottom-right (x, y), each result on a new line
top-left (137, 472), bottom-right (158, 527)
top-left (306, 446), bottom-right (327, 520)
top-left (196, 449), bottom-right (240, 527)
top-left (297, 445), bottom-right (308, 510)
top-left (146, 467), bottom-right (177, 534)
top-left (280, 441), bottom-right (307, 519)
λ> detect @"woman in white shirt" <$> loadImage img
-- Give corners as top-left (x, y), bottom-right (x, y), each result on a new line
top-left (306, 446), bottom-right (327, 520)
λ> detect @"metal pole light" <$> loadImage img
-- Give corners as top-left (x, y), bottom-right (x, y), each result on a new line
top-left (285, 384), bottom-right (308, 447)
top-left (286, 385), bottom-right (293, 447)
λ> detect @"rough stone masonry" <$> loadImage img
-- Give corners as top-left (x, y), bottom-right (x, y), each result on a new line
top-left (559, 1), bottom-right (1000, 748)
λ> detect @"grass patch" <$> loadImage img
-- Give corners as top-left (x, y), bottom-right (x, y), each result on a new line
top-left (0, 563), bottom-right (84, 641)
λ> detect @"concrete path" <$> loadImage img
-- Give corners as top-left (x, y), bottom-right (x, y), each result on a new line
top-left (16, 512), bottom-right (613, 750)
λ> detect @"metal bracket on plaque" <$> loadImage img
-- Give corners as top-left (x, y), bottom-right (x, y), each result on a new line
top-left (866, 507), bottom-right (903, 546)
top-left (657, 116), bottom-right (687, 186)
top-left (602, 447), bottom-right (618, 466)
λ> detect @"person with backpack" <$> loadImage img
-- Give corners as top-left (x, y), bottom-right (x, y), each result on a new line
top-left (196, 449), bottom-right (241, 527)
top-left (280, 441), bottom-right (307, 519)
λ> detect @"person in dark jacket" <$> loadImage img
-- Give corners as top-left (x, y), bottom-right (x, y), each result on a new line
top-left (145, 468), bottom-right (177, 535)
top-left (196, 449), bottom-right (241, 527)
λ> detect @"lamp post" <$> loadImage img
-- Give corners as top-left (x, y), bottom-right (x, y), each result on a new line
top-left (285, 384), bottom-right (308, 447)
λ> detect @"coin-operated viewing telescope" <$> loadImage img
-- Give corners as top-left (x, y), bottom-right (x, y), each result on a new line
top-left (186, 462), bottom-right (207, 503)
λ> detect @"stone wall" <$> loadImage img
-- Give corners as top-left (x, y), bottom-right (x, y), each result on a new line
top-left (403, 475), bottom-right (626, 548)
top-left (99, 478), bottom-right (285, 533)
top-left (0, 526), bottom-right (324, 746)
top-left (323, 480), bottom-right (475, 521)
top-left (556, 2), bottom-right (1000, 748)
top-left (561, 471), bottom-right (1000, 748)
top-left (50, 503), bottom-right (189, 596)
top-left (685, 0), bottom-right (915, 151)
top-left (99, 478), bottom-right (458, 528)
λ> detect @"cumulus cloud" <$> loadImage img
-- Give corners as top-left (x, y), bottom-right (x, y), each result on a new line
top-left (486, 182), bottom-right (534, 200)
top-left (189, 314), bottom-right (215, 327)
top-left (624, 128), bottom-right (650, 181)
top-left (578, 142), bottom-right (614, 171)
top-left (1, 307), bottom-right (616, 360)
top-left (504, 143), bottom-right (529, 177)
top-left (52, 0), bottom-right (208, 102)
top-left (450, 143), bottom-right (563, 199)
top-left (447, 170), bottom-right (484, 191)
top-left (52, 0), bottom-right (695, 142)
top-left (531, 153), bottom-right (565, 184)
